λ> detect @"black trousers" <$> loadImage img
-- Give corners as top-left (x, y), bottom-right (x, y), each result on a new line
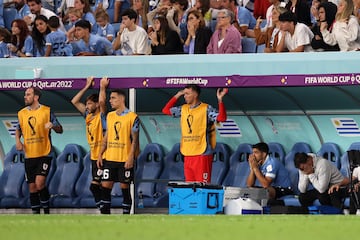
top-left (299, 188), bottom-right (348, 209)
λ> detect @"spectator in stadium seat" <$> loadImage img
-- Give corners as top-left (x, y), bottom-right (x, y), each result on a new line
top-left (206, 9), bottom-right (242, 53)
top-left (149, 13), bottom-right (183, 54)
top-left (15, 87), bottom-right (63, 214)
top-left (166, 0), bottom-right (188, 39)
top-left (132, 0), bottom-right (150, 32)
top-left (247, 142), bottom-right (293, 201)
top-left (263, 0), bottom-right (281, 30)
top-left (94, 8), bottom-right (115, 42)
top-left (294, 152), bottom-right (349, 210)
top-left (73, 0), bottom-right (97, 33)
top-left (97, 89), bottom-right (140, 214)
top-left (24, 0), bottom-right (57, 28)
top-left (147, 0), bottom-right (172, 31)
top-left (0, 27), bottom-right (11, 57)
top-left (320, 0), bottom-right (360, 51)
top-left (13, 0), bottom-right (31, 20)
top-left (71, 76), bottom-right (109, 210)
top-left (71, 19), bottom-right (114, 55)
top-left (162, 84), bottom-right (228, 183)
top-left (180, 0), bottom-right (211, 41)
top-left (220, 0), bottom-right (256, 37)
top-left (64, 7), bottom-right (82, 39)
top-left (8, 19), bottom-right (34, 57)
top-left (112, 8), bottom-right (151, 55)
top-left (32, 15), bottom-right (51, 57)
top-left (254, 5), bottom-right (287, 52)
top-left (114, 0), bottom-right (131, 23)
top-left (311, 1), bottom-right (340, 51)
top-left (285, 0), bottom-right (312, 26)
top-left (45, 16), bottom-right (73, 56)
top-left (276, 10), bottom-right (314, 52)
top-left (183, 9), bottom-right (212, 54)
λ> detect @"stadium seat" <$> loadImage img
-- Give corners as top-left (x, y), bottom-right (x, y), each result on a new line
top-left (211, 142), bottom-right (231, 185)
top-left (135, 143), bottom-right (165, 208)
top-left (110, 183), bottom-right (124, 208)
top-left (317, 142), bottom-right (342, 169)
top-left (153, 143), bottom-right (184, 207)
top-left (74, 152), bottom-right (95, 208)
top-left (0, 146), bottom-right (27, 208)
top-left (241, 37), bottom-right (257, 53)
top-left (282, 142), bottom-right (312, 206)
top-left (339, 142), bottom-right (360, 179)
top-left (3, 7), bottom-right (17, 31)
top-left (268, 142), bottom-right (286, 164)
top-left (222, 143), bottom-right (252, 187)
top-left (45, 148), bottom-right (58, 186)
top-left (48, 144), bottom-right (85, 207)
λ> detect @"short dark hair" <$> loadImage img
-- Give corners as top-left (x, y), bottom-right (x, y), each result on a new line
top-left (278, 11), bottom-right (297, 24)
top-left (111, 89), bottom-right (127, 100)
top-left (27, 0), bottom-right (42, 4)
top-left (294, 152), bottom-right (309, 169)
top-left (252, 142), bottom-right (269, 155)
top-left (48, 16), bottom-right (60, 28)
top-left (75, 20), bottom-right (91, 32)
top-left (30, 87), bottom-right (42, 100)
top-left (184, 84), bottom-right (201, 96)
top-left (86, 94), bottom-right (99, 103)
top-left (121, 8), bottom-right (138, 21)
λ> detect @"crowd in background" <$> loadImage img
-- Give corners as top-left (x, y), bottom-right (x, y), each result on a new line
top-left (0, 0), bottom-right (359, 57)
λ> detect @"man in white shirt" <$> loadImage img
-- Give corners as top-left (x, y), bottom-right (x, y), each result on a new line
top-left (25, 0), bottom-right (55, 25)
top-left (294, 152), bottom-right (349, 210)
top-left (112, 8), bottom-right (151, 55)
top-left (276, 11), bottom-right (314, 52)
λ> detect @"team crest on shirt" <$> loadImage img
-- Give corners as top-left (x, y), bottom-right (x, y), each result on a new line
top-left (97, 169), bottom-right (103, 176)
top-left (203, 173), bottom-right (208, 181)
top-left (266, 165), bottom-right (273, 172)
top-left (43, 163), bottom-right (48, 171)
top-left (125, 170), bottom-right (131, 178)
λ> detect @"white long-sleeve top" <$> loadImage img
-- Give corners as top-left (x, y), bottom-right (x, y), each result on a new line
top-left (321, 15), bottom-right (360, 51)
top-left (298, 153), bottom-right (345, 194)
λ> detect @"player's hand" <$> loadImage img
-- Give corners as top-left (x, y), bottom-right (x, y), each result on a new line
top-left (328, 184), bottom-right (340, 194)
top-left (16, 141), bottom-right (23, 151)
top-left (174, 89), bottom-right (185, 99)
top-left (85, 76), bottom-right (94, 88)
top-left (97, 158), bottom-right (103, 169)
top-left (248, 153), bottom-right (258, 169)
top-left (100, 76), bottom-right (109, 89)
top-left (217, 88), bottom-right (228, 101)
top-left (125, 159), bottom-right (134, 169)
top-left (45, 122), bottom-right (53, 129)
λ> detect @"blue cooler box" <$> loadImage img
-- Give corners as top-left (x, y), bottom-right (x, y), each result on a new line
top-left (168, 182), bottom-right (224, 215)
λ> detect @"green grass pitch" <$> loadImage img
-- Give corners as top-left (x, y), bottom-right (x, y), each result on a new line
top-left (1, 214), bottom-right (360, 240)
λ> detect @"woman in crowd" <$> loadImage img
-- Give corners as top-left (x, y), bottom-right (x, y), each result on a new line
top-left (133, 0), bottom-right (150, 32)
top-left (8, 19), bottom-right (33, 57)
top-left (311, 2), bottom-right (340, 51)
top-left (320, 0), bottom-right (360, 51)
top-left (32, 15), bottom-right (51, 57)
top-left (149, 14), bottom-right (183, 54)
top-left (206, 9), bottom-right (242, 54)
top-left (74, 0), bottom-right (97, 33)
top-left (254, 6), bottom-right (287, 53)
top-left (183, 9), bottom-right (212, 54)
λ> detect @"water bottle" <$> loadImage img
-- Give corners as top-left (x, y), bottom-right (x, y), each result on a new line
top-left (138, 191), bottom-right (144, 208)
